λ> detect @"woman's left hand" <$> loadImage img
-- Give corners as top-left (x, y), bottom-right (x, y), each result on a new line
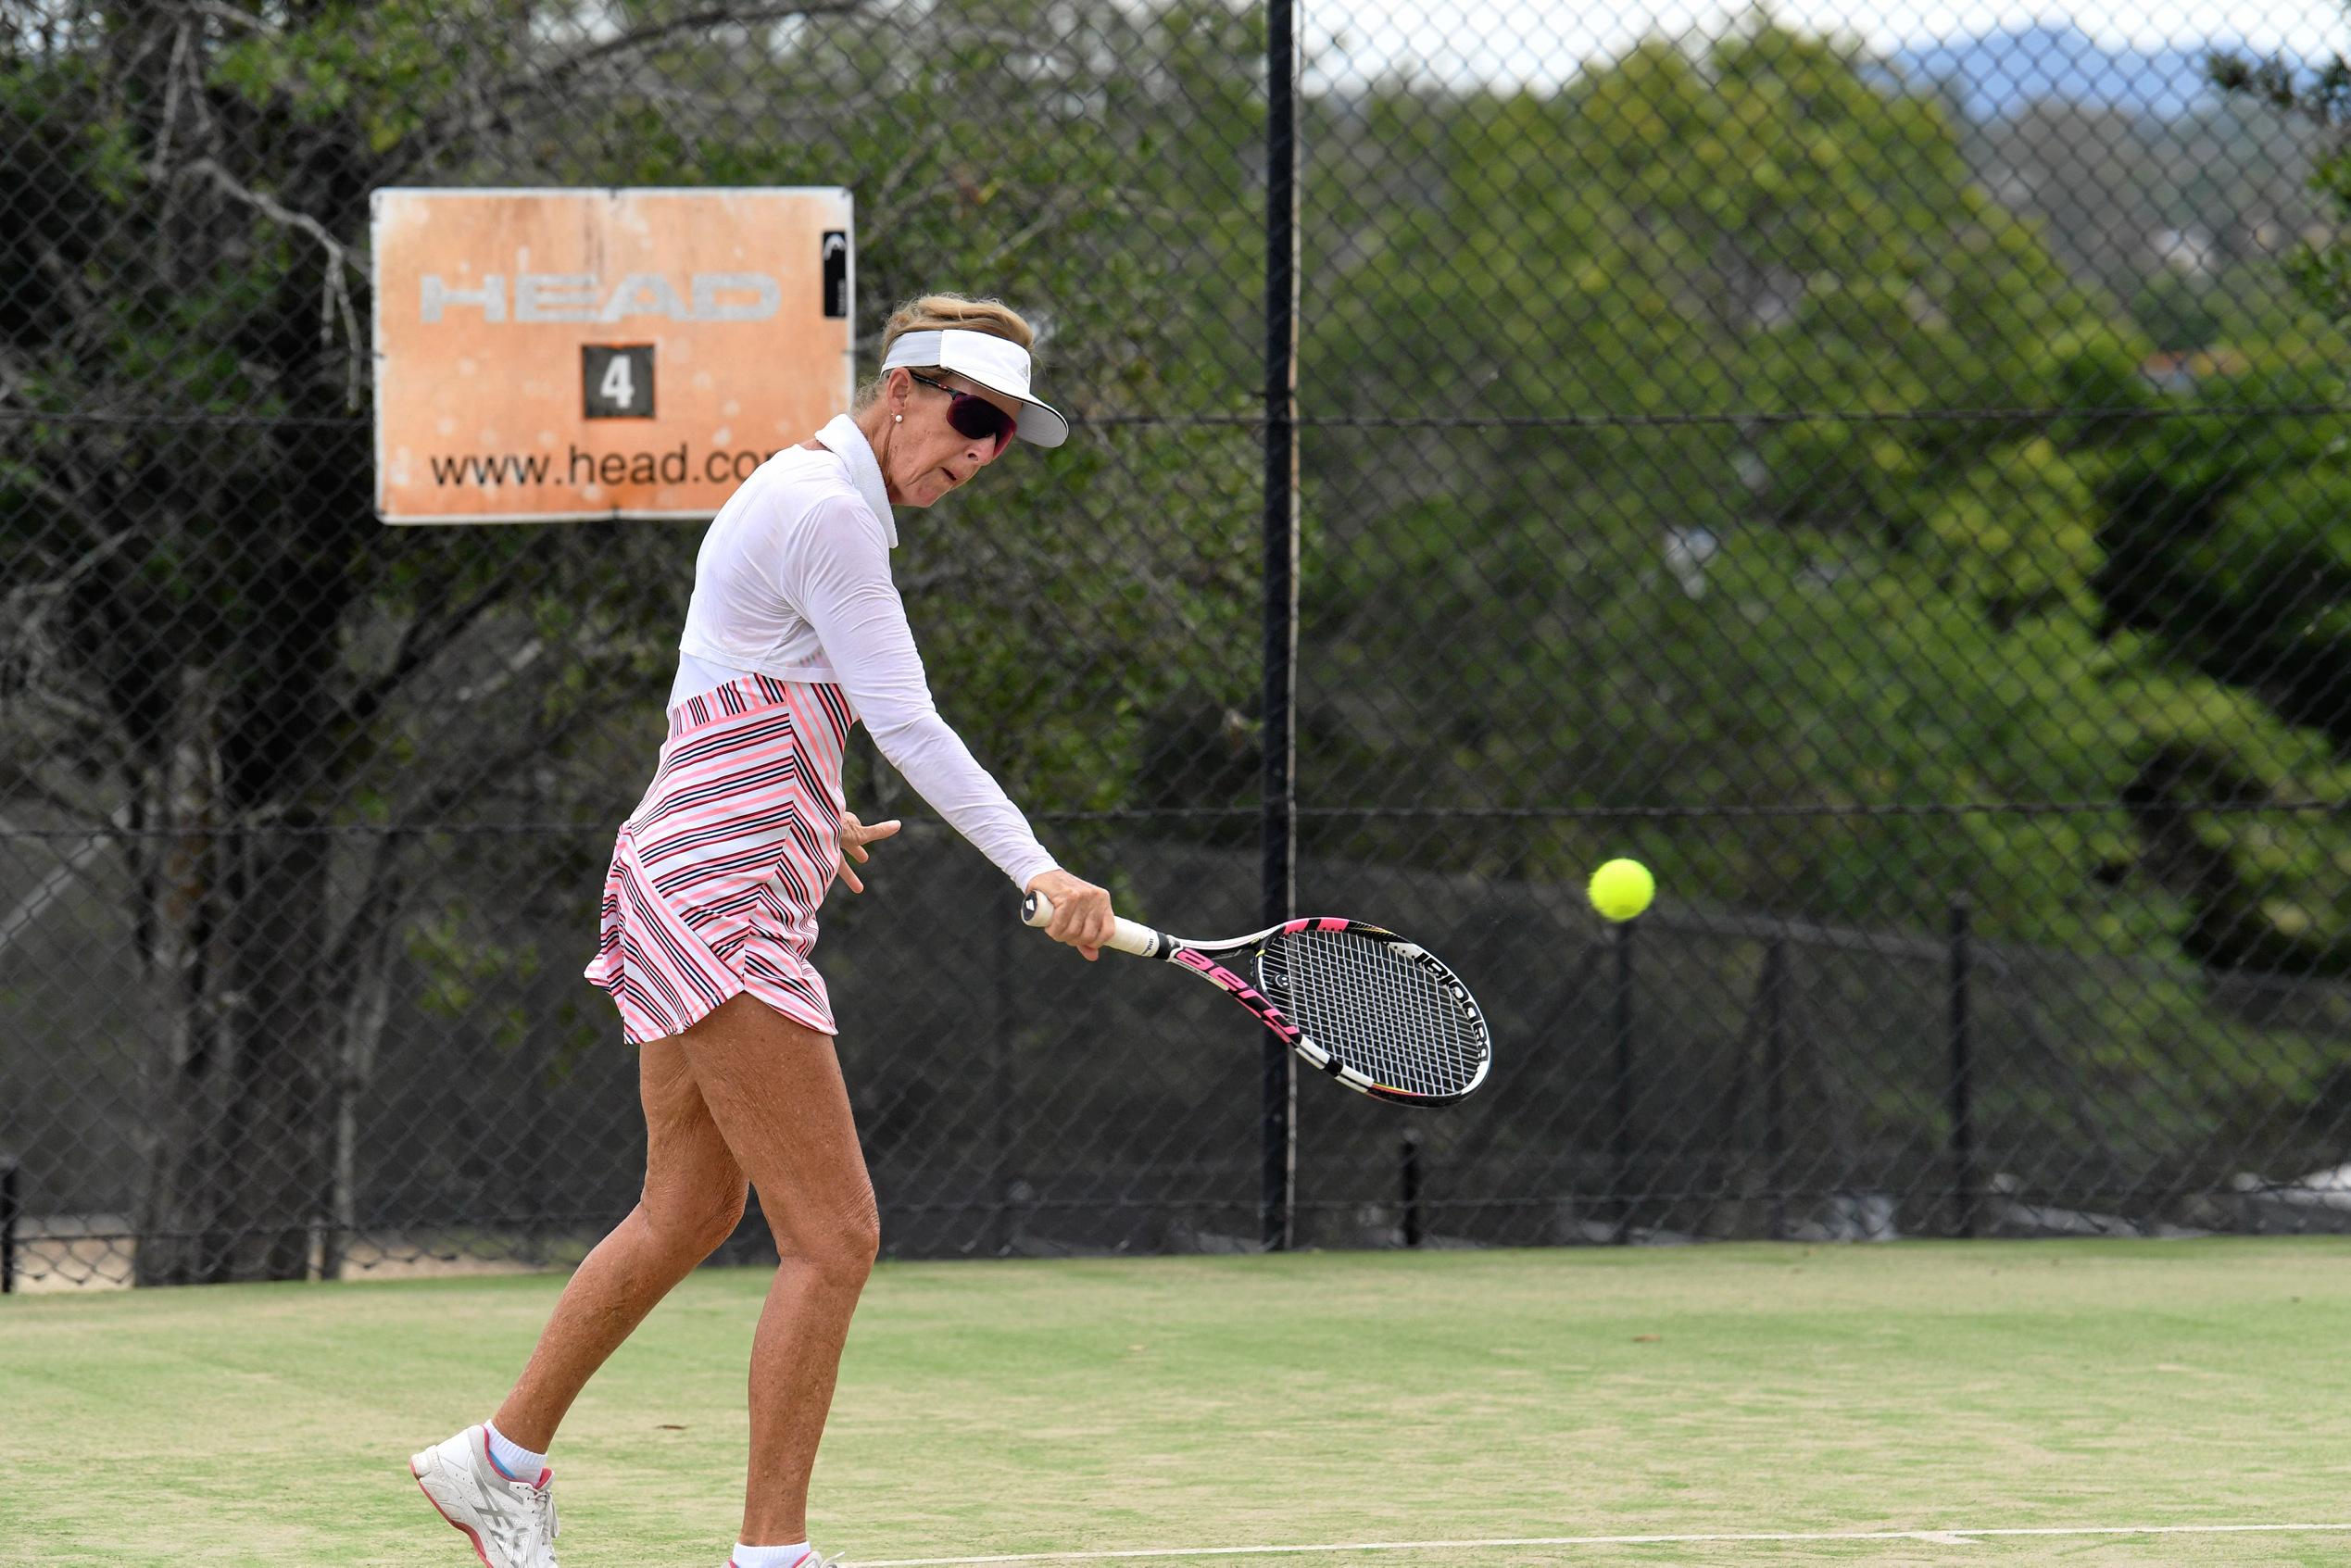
top-left (835, 810), bottom-right (903, 895)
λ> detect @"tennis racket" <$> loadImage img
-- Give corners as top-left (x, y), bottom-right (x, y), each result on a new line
top-left (1021, 891), bottom-right (1491, 1107)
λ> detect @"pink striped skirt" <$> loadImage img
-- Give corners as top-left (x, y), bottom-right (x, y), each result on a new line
top-left (584, 674), bottom-right (858, 1044)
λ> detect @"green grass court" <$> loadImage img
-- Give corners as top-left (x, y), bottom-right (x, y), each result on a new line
top-left (6, 1240), bottom-right (2351, 1566)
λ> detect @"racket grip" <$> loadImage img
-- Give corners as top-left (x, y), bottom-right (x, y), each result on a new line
top-left (1020, 890), bottom-right (1166, 959)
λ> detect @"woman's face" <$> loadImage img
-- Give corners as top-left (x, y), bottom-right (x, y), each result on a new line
top-left (878, 369), bottom-right (1021, 508)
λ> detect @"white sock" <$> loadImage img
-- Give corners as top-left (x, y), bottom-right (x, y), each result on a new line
top-left (484, 1420), bottom-right (547, 1485)
top-left (730, 1543), bottom-right (812, 1568)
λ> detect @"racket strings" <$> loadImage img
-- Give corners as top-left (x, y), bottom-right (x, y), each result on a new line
top-left (1259, 929), bottom-right (1488, 1099)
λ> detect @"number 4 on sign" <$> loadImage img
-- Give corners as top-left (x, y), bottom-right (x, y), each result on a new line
top-left (582, 345), bottom-right (655, 420)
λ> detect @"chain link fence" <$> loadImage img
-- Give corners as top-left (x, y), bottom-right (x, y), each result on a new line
top-left (4, 0), bottom-right (2349, 1289)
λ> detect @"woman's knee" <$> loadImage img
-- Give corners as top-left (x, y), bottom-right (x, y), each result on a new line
top-left (643, 1180), bottom-right (749, 1261)
top-left (784, 1185), bottom-right (881, 1283)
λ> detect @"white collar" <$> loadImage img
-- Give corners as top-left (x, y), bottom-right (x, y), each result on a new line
top-left (812, 414), bottom-right (898, 547)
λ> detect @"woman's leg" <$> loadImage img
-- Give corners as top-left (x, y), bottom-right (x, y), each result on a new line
top-left (490, 1036), bottom-right (748, 1449)
top-left (675, 992), bottom-right (880, 1547)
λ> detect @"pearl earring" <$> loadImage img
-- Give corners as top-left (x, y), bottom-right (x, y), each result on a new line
top-left (894, 414), bottom-right (902, 422)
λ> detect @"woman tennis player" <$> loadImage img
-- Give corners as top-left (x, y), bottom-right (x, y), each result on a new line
top-left (410, 294), bottom-right (1116, 1568)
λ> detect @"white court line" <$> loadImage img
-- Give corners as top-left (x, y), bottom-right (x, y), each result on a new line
top-left (849, 1523), bottom-right (2351, 1566)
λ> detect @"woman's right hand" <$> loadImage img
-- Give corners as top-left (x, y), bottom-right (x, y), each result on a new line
top-left (1024, 868), bottom-right (1115, 961)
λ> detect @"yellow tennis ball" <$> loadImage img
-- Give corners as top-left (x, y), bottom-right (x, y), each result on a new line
top-left (1589, 859), bottom-right (1654, 922)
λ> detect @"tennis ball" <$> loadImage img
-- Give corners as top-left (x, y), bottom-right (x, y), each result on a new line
top-left (1589, 858), bottom-right (1654, 922)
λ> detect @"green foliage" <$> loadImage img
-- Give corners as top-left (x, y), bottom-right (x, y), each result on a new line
top-left (210, 0), bottom-right (504, 150)
top-left (1294, 23), bottom-right (2350, 1032)
top-left (1921, 437), bottom-right (2102, 625)
top-left (407, 903), bottom-right (538, 1053)
top-left (2097, 374), bottom-right (2351, 742)
top-left (2131, 270), bottom-right (2227, 348)
top-left (2213, 46), bottom-right (2351, 326)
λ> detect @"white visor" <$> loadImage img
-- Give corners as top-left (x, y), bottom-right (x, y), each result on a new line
top-left (881, 329), bottom-right (1070, 449)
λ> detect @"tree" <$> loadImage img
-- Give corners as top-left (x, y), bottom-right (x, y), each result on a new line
top-left (2211, 44), bottom-right (2351, 321)
top-left (0, 0), bottom-right (1264, 1282)
top-left (1296, 29), bottom-right (2142, 849)
top-left (0, 1), bottom-right (745, 1282)
top-left (1286, 20), bottom-right (2351, 1019)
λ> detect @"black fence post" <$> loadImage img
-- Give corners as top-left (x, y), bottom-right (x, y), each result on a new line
top-left (1, 1156), bottom-right (19, 1295)
top-left (1259, 0), bottom-right (1301, 1254)
top-left (1401, 1129), bottom-right (1423, 1248)
top-left (1611, 921), bottom-right (1637, 1245)
top-left (992, 911), bottom-right (1018, 1257)
top-left (1948, 897), bottom-right (1979, 1238)
top-left (1762, 935), bottom-right (1789, 1242)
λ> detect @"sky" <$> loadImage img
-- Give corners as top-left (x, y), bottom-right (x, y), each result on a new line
top-left (1301, 0), bottom-right (2346, 92)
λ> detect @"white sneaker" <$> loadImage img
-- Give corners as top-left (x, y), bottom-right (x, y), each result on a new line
top-left (409, 1424), bottom-right (561, 1568)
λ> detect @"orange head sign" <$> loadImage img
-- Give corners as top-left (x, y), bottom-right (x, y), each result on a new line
top-left (371, 187), bottom-right (853, 523)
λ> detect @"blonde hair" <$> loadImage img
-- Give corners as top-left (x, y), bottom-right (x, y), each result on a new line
top-left (856, 292), bottom-right (1037, 408)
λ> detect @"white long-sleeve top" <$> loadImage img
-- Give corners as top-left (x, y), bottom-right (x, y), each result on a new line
top-left (672, 414), bottom-right (1059, 888)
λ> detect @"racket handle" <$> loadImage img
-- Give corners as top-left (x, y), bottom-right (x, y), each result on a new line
top-left (1020, 890), bottom-right (1167, 959)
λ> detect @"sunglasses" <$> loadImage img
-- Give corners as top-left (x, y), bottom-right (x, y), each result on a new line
top-left (907, 371), bottom-right (1016, 454)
